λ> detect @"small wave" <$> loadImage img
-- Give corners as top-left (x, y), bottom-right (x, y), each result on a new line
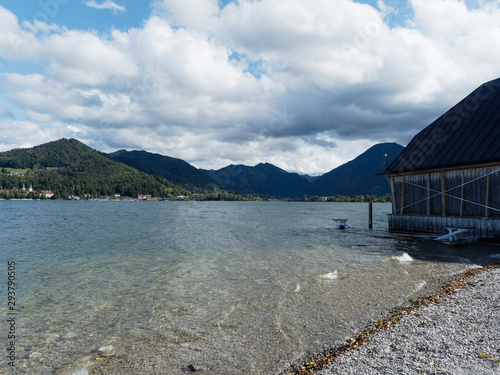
top-left (392, 252), bottom-right (413, 263)
top-left (489, 253), bottom-right (500, 259)
top-left (321, 270), bottom-right (338, 280)
top-left (295, 284), bottom-right (301, 293)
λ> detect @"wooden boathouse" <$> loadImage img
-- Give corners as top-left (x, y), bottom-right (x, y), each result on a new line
top-left (385, 78), bottom-right (500, 240)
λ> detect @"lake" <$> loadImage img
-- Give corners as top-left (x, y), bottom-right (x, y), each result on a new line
top-left (1, 201), bottom-right (499, 374)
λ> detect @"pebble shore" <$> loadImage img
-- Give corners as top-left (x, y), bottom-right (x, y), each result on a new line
top-left (287, 265), bottom-right (500, 375)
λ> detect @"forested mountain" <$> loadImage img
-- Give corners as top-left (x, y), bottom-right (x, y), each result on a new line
top-left (301, 143), bottom-right (404, 197)
top-left (107, 149), bottom-right (218, 192)
top-left (201, 144), bottom-right (404, 198)
top-left (201, 162), bottom-right (311, 198)
top-left (0, 137), bottom-right (96, 169)
top-left (0, 139), bottom-right (189, 199)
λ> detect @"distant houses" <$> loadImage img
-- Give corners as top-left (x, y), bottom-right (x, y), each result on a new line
top-left (0, 184), bottom-right (54, 199)
top-left (0, 189), bottom-right (15, 198)
top-left (24, 184), bottom-right (54, 198)
top-left (385, 78), bottom-right (500, 239)
top-left (0, 187), bottom-right (158, 200)
top-left (42, 190), bottom-right (54, 198)
top-left (0, 189), bottom-right (54, 198)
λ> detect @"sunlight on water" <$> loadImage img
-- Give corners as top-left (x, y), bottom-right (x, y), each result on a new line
top-left (392, 252), bottom-right (414, 263)
top-left (1, 201), bottom-right (498, 374)
top-left (320, 270), bottom-right (338, 279)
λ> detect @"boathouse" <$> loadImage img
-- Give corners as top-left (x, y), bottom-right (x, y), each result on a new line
top-left (385, 78), bottom-right (500, 240)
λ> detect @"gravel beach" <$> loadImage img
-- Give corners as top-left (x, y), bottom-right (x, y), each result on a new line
top-left (292, 266), bottom-right (500, 375)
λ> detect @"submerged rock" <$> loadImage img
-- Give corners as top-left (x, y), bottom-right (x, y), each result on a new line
top-left (182, 364), bottom-right (197, 372)
top-left (97, 345), bottom-right (115, 357)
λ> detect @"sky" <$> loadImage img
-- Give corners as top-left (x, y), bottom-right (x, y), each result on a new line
top-left (1, 0), bottom-right (500, 175)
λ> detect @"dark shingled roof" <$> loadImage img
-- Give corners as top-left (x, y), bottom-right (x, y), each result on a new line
top-left (386, 77), bottom-right (500, 174)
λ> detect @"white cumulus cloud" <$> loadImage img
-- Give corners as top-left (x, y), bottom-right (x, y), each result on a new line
top-left (1, 0), bottom-right (500, 174)
top-left (83, 0), bottom-right (126, 14)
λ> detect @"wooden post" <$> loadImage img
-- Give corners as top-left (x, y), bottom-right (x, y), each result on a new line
top-left (485, 175), bottom-right (491, 217)
top-left (368, 201), bottom-right (373, 229)
top-left (460, 172), bottom-right (465, 216)
top-left (390, 177), bottom-right (397, 214)
top-left (441, 172), bottom-right (447, 216)
top-left (401, 181), bottom-right (406, 214)
top-left (426, 174), bottom-right (431, 215)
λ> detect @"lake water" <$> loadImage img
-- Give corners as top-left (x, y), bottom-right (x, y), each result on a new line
top-left (1, 201), bottom-right (499, 375)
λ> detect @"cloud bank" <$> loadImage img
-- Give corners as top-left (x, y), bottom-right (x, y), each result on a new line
top-left (1, 0), bottom-right (500, 174)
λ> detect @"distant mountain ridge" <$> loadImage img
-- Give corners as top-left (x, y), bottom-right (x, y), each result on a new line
top-left (201, 162), bottom-right (311, 198)
top-left (201, 143), bottom-right (404, 198)
top-left (301, 142), bottom-right (405, 197)
top-left (107, 149), bottom-right (218, 191)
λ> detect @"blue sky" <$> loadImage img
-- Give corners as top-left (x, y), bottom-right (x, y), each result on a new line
top-left (1, 0), bottom-right (500, 174)
top-left (0, 1), bottom-right (241, 33)
top-left (0, 1), bottom-right (150, 32)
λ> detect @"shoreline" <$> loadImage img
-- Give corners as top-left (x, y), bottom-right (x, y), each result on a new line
top-left (281, 263), bottom-right (500, 375)
top-left (83, 261), bottom-right (486, 375)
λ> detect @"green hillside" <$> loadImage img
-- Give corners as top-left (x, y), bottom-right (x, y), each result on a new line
top-left (107, 149), bottom-right (219, 192)
top-left (0, 139), bottom-right (189, 199)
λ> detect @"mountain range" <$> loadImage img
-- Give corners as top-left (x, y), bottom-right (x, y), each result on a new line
top-left (107, 149), bottom-right (218, 192)
top-left (0, 139), bottom-right (404, 199)
top-left (201, 163), bottom-right (313, 198)
top-left (201, 143), bottom-right (403, 197)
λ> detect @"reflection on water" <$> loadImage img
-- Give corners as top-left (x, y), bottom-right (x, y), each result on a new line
top-left (0, 201), bottom-right (498, 374)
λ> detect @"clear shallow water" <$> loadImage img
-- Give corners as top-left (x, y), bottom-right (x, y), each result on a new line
top-left (1, 201), bottom-right (499, 375)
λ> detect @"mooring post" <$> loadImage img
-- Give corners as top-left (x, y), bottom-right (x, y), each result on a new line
top-left (368, 201), bottom-right (373, 229)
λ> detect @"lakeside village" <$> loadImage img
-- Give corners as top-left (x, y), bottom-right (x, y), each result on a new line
top-left (0, 186), bottom-right (391, 203)
top-left (0, 169), bottom-right (391, 202)
top-left (0, 180), bottom-right (391, 203)
top-left (0, 182), bottom-right (183, 201)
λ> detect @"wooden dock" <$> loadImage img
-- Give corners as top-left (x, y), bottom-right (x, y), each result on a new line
top-left (388, 214), bottom-right (500, 240)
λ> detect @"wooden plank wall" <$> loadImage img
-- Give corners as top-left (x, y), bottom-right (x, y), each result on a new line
top-left (390, 164), bottom-right (500, 217)
top-left (388, 214), bottom-right (500, 239)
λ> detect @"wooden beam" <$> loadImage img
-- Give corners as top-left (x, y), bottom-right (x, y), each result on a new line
top-left (485, 175), bottom-right (491, 217)
top-left (390, 177), bottom-right (397, 213)
top-left (386, 161), bottom-right (500, 177)
top-left (401, 181), bottom-right (406, 215)
top-left (441, 172), bottom-right (447, 216)
top-left (426, 174), bottom-right (431, 215)
top-left (460, 172), bottom-right (465, 216)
